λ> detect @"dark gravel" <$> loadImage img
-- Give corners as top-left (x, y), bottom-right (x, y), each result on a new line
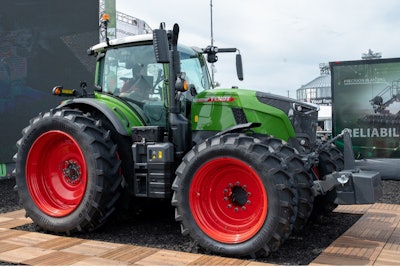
top-left (1, 177), bottom-right (399, 265)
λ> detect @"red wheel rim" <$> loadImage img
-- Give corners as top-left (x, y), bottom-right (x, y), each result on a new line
top-left (189, 157), bottom-right (267, 244)
top-left (26, 130), bottom-right (87, 217)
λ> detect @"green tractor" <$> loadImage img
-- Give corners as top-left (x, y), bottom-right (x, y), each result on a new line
top-left (14, 19), bottom-right (382, 258)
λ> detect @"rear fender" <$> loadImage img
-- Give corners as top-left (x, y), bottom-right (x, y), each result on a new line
top-left (58, 98), bottom-right (130, 136)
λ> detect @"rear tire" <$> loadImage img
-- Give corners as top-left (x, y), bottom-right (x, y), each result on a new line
top-left (260, 137), bottom-right (314, 231)
top-left (172, 133), bottom-right (297, 258)
top-left (14, 108), bottom-right (122, 233)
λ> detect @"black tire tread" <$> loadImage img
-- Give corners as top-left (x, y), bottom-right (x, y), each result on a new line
top-left (14, 108), bottom-right (122, 233)
top-left (172, 133), bottom-right (297, 258)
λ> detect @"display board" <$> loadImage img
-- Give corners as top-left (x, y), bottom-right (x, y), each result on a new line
top-left (330, 58), bottom-right (400, 158)
top-left (0, 0), bottom-right (99, 163)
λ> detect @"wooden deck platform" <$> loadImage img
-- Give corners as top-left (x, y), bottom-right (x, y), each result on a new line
top-left (0, 203), bottom-right (399, 265)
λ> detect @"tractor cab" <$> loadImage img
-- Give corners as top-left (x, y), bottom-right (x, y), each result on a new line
top-left (91, 34), bottom-right (211, 128)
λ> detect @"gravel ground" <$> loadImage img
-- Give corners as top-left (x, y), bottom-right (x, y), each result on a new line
top-left (0, 177), bottom-right (399, 265)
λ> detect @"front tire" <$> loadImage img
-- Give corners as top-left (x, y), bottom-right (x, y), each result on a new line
top-left (172, 133), bottom-right (297, 258)
top-left (14, 108), bottom-right (122, 233)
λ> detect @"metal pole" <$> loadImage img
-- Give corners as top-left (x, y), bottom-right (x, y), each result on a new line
top-left (210, 0), bottom-right (215, 88)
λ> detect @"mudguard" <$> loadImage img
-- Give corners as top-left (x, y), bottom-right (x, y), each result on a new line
top-left (58, 98), bottom-right (130, 136)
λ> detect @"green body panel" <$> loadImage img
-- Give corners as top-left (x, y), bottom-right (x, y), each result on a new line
top-left (0, 163), bottom-right (6, 177)
top-left (191, 88), bottom-right (296, 141)
top-left (94, 92), bottom-right (146, 134)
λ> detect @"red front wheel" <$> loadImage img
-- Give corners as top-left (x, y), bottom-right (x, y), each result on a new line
top-left (190, 157), bottom-right (267, 243)
top-left (172, 133), bottom-right (297, 258)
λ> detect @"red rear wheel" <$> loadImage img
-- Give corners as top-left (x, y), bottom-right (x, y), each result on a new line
top-left (190, 158), bottom-right (267, 243)
top-left (15, 108), bottom-right (122, 233)
top-left (26, 130), bottom-right (87, 217)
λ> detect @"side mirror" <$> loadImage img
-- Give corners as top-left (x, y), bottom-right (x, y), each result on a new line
top-left (153, 29), bottom-right (170, 63)
top-left (236, 53), bottom-right (243, 81)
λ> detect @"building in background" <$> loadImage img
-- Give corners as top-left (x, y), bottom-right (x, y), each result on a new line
top-left (99, 0), bottom-right (152, 40)
top-left (296, 63), bottom-right (332, 134)
top-left (116, 11), bottom-right (152, 37)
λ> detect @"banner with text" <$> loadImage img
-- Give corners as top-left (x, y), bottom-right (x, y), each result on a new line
top-left (330, 58), bottom-right (400, 158)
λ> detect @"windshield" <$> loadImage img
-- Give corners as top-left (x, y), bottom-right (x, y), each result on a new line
top-left (99, 43), bottom-right (211, 104)
top-left (100, 44), bottom-right (163, 102)
top-left (179, 45), bottom-right (211, 94)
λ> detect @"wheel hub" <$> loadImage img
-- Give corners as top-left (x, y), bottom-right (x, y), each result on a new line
top-left (62, 160), bottom-right (81, 185)
top-left (224, 182), bottom-right (250, 211)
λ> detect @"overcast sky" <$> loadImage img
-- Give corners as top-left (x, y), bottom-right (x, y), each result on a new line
top-left (116, 0), bottom-right (400, 98)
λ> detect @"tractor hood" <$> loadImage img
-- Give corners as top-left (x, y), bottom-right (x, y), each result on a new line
top-left (255, 91), bottom-right (320, 115)
top-left (255, 91), bottom-right (320, 149)
top-left (192, 88), bottom-right (320, 150)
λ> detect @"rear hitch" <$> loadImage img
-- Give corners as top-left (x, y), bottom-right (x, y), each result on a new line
top-left (313, 129), bottom-right (383, 204)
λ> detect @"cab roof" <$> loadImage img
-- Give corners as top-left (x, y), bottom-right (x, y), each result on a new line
top-left (89, 34), bottom-right (153, 53)
top-left (88, 33), bottom-right (203, 55)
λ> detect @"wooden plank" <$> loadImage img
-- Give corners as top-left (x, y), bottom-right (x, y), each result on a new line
top-left (0, 204), bottom-right (399, 266)
top-left (370, 203), bottom-right (400, 214)
top-left (0, 210), bottom-right (32, 228)
top-left (312, 253), bottom-right (374, 265)
top-left (2, 231), bottom-right (59, 247)
top-left (312, 236), bottom-right (384, 265)
top-left (22, 251), bottom-right (89, 266)
top-left (61, 240), bottom-right (125, 257)
top-left (374, 249), bottom-right (400, 265)
top-left (245, 260), bottom-right (276, 266)
top-left (71, 256), bottom-right (128, 266)
top-left (0, 241), bottom-right (22, 253)
top-left (100, 244), bottom-right (157, 263)
top-left (0, 217), bottom-right (13, 223)
top-left (134, 250), bottom-right (203, 266)
top-left (1, 209), bottom-right (27, 219)
top-left (0, 219), bottom-right (32, 229)
top-left (0, 229), bottom-right (27, 240)
top-left (188, 254), bottom-right (254, 266)
top-left (343, 212), bottom-right (399, 243)
top-left (0, 246), bottom-right (54, 264)
top-left (334, 204), bottom-right (372, 215)
top-left (36, 236), bottom-right (85, 251)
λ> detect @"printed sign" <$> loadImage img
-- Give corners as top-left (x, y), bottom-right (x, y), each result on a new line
top-left (330, 58), bottom-right (400, 158)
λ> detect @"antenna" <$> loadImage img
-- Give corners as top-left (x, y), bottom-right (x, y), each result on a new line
top-left (203, 0), bottom-right (243, 85)
top-left (210, 0), bottom-right (215, 87)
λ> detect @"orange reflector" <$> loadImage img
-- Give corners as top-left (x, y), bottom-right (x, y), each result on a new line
top-left (102, 13), bottom-right (110, 21)
top-left (183, 80), bottom-right (189, 91)
top-left (52, 86), bottom-right (62, 95)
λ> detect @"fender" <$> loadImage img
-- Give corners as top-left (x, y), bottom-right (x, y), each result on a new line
top-left (58, 98), bottom-right (130, 136)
